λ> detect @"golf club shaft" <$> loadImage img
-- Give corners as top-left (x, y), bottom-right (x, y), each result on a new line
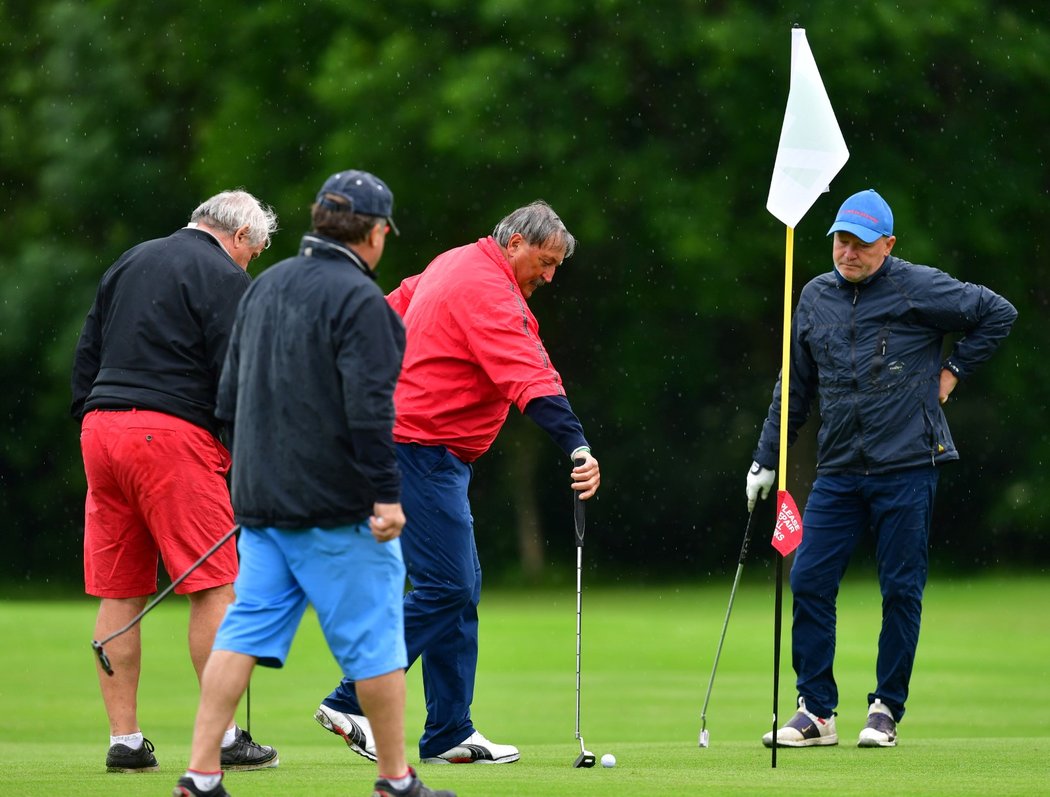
top-left (698, 510), bottom-right (753, 742)
top-left (95, 524), bottom-right (240, 648)
top-left (572, 455), bottom-right (595, 764)
top-left (573, 459), bottom-right (586, 747)
top-left (699, 560), bottom-right (745, 728)
top-left (575, 544), bottom-right (583, 742)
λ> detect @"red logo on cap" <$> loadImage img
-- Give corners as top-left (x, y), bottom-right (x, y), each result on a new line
top-left (844, 209), bottom-right (880, 223)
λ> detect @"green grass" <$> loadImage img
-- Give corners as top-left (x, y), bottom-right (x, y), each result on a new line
top-left (2, 575), bottom-right (1048, 796)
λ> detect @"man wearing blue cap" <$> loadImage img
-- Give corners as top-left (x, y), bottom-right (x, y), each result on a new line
top-left (746, 189), bottom-right (1017, 749)
top-left (173, 170), bottom-right (454, 797)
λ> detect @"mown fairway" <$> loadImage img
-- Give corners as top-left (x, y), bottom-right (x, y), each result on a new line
top-left (2, 574), bottom-right (1047, 796)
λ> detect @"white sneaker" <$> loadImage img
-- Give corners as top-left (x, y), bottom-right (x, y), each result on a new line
top-left (858, 698), bottom-right (898, 747)
top-left (762, 697), bottom-right (838, 747)
top-left (421, 730), bottom-right (520, 764)
top-left (314, 704), bottom-right (377, 761)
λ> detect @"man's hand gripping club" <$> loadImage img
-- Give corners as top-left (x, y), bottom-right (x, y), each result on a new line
top-left (745, 461), bottom-right (776, 512)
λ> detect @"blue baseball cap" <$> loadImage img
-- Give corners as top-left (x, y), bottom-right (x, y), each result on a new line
top-left (316, 169), bottom-right (400, 235)
top-left (827, 189), bottom-right (893, 243)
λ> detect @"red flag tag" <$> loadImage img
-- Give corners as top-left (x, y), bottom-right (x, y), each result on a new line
top-left (771, 490), bottom-right (803, 556)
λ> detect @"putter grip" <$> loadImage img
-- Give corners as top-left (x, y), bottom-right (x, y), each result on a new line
top-left (573, 456), bottom-right (586, 547)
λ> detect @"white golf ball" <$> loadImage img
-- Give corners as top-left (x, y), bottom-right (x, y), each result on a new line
top-left (601, 753), bottom-right (616, 768)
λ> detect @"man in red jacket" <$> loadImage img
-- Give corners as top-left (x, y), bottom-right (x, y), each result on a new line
top-left (315, 200), bottom-right (601, 765)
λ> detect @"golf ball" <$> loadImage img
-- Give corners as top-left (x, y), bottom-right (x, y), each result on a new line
top-left (601, 753), bottom-right (616, 768)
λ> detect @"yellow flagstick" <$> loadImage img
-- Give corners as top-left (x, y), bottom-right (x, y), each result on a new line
top-left (771, 225), bottom-right (795, 768)
top-left (778, 226), bottom-right (794, 481)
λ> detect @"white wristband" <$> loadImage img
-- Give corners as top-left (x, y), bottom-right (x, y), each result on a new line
top-left (571, 446), bottom-right (591, 461)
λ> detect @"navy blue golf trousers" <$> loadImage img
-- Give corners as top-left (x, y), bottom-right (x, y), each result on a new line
top-left (790, 466), bottom-right (939, 723)
top-left (322, 443), bottom-right (481, 759)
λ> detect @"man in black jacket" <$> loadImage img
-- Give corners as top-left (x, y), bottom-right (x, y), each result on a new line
top-left (174, 171), bottom-right (454, 797)
top-left (747, 189), bottom-right (1017, 750)
top-left (72, 189), bottom-right (280, 774)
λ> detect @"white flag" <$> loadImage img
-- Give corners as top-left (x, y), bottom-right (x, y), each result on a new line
top-left (766, 29), bottom-right (849, 228)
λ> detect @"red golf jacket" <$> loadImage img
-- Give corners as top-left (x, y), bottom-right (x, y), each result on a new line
top-left (388, 236), bottom-right (567, 462)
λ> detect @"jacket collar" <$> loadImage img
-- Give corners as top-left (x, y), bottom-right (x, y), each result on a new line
top-left (477, 235), bottom-right (518, 286)
top-left (299, 233), bottom-right (375, 280)
top-left (178, 225), bottom-right (237, 265)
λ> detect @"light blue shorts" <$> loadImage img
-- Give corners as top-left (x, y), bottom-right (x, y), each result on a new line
top-left (213, 523), bottom-right (407, 680)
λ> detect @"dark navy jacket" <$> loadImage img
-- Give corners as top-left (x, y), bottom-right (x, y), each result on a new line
top-left (754, 256), bottom-right (1017, 475)
top-left (217, 234), bottom-right (405, 529)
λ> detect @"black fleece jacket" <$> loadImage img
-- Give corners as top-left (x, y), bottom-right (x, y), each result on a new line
top-left (217, 234), bottom-right (405, 529)
top-left (71, 227), bottom-right (251, 438)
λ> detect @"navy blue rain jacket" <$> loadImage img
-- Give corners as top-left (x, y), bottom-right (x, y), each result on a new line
top-left (753, 256), bottom-right (1017, 475)
top-left (217, 235), bottom-right (406, 529)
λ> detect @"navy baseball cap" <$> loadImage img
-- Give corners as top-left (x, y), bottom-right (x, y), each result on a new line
top-left (316, 170), bottom-right (400, 235)
top-left (827, 189), bottom-right (893, 243)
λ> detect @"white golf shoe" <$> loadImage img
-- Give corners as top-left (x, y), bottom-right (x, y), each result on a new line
top-left (314, 704), bottom-right (377, 761)
top-left (421, 731), bottom-right (520, 764)
top-left (762, 696), bottom-right (838, 747)
top-left (857, 699), bottom-right (898, 747)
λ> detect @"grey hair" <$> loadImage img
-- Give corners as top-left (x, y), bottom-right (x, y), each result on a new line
top-left (190, 189), bottom-right (279, 249)
top-left (492, 200), bottom-right (576, 259)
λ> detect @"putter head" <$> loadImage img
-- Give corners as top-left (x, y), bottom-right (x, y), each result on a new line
top-left (699, 728), bottom-right (710, 748)
top-left (91, 640), bottom-right (114, 676)
top-left (573, 749), bottom-right (596, 768)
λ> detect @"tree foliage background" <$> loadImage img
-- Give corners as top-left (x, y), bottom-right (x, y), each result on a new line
top-left (2, 0), bottom-right (1046, 588)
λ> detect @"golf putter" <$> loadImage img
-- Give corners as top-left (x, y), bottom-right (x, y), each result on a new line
top-left (91, 525), bottom-right (240, 676)
top-left (571, 457), bottom-right (596, 768)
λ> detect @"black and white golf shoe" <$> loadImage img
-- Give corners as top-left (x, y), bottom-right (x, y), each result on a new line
top-left (375, 768), bottom-right (457, 797)
top-left (762, 696), bottom-right (839, 747)
top-left (373, 766), bottom-right (456, 797)
top-left (858, 699), bottom-right (898, 747)
top-left (421, 731), bottom-right (520, 764)
top-left (315, 703), bottom-right (378, 761)
top-left (106, 737), bottom-right (159, 772)
top-left (219, 727), bottom-right (279, 770)
top-left (173, 775), bottom-right (230, 796)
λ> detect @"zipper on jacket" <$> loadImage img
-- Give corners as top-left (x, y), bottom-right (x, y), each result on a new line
top-left (848, 284), bottom-right (870, 472)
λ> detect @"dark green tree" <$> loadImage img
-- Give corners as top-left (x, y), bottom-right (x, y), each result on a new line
top-left (1, 0), bottom-right (1046, 589)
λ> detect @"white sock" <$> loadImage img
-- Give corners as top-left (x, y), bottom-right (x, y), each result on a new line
top-left (221, 725), bottom-right (238, 748)
top-left (185, 769), bottom-right (223, 791)
top-left (111, 732), bottom-right (143, 750)
top-left (384, 771), bottom-right (414, 790)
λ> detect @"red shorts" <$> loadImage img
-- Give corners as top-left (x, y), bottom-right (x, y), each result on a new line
top-left (80, 409), bottom-right (238, 598)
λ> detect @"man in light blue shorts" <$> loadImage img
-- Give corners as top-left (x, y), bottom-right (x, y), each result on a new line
top-left (173, 170), bottom-right (455, 797)
top-left (215, 524), bottom-right (407, 683)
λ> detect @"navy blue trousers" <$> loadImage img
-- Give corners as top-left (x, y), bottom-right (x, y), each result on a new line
top-left (790, 466), bottom-right (939, 723)
top-left (322, 443), bottom-right (481, 758)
